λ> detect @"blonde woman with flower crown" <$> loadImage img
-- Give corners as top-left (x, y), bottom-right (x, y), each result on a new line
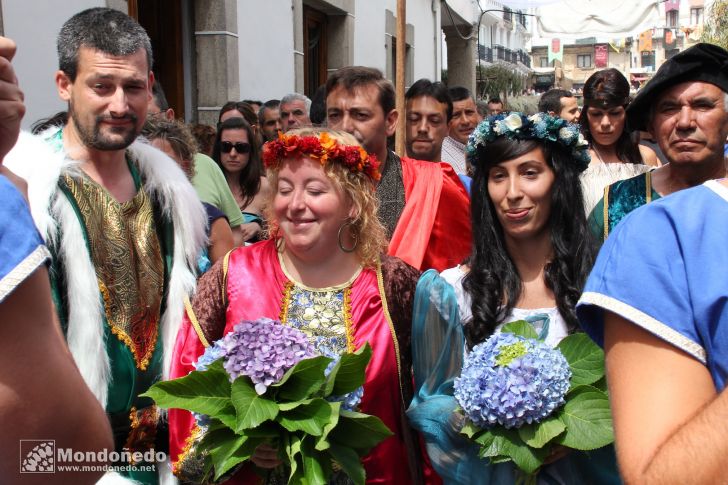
top-left (168, 129), bottom-right (435, 484)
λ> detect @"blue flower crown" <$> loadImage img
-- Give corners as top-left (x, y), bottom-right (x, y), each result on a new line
top-left (466, 112), bottom-right (591, 172)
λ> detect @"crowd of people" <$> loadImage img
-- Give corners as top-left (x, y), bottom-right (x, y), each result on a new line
top-left (2, 6), bottom-right (728, 485)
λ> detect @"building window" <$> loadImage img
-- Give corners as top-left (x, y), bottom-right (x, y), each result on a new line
top-left (540, 57), bottom-right (549, 67)
top-left (666, 10), bottom-right (679, 27)
top-left (503, 7), bottom-right (512, 23)
top-left (303, 6), bottom-right (328, 97)
top-left (641, 50), bottom-right (656, 69)
top-left (690, 7), bottom-right (703, 25)
top-left (577, 54), bottom-right (592, 68)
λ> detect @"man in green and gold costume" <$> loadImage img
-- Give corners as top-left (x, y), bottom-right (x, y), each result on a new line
top-left (6, 8), bottom-right (206, 484)
top-left (589, 43), bottom-right (728, 240)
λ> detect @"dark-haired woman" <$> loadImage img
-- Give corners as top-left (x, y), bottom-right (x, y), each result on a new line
top-left (407, 113), bottom-right (619, 484)
top-left (579, 68), bottom-right (659, 215)
top-left (213, 117), bottom-right (270, 242)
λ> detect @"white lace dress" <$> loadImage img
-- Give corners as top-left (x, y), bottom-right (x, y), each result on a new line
top-left (579, 161), bottom-right (653, 216)
top-left (440, 266), bottom-right (569, 347)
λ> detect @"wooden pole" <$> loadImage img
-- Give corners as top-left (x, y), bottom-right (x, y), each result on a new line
top-left (395, 0), bottom-right (406, 156)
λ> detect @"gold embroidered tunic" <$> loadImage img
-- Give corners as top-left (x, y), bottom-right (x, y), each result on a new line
top-left (278, 253), bottom-right (361, 356)
top-left (63, 172), bottom-right (164, 370)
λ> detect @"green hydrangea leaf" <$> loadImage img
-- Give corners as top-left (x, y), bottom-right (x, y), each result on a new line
top-left (556, 333), bottom-right (605, 387)
top-left (592, 376), bottom-right (608, 393)
top-left (478, 427), bottom-right (547, 474)
top-left (278, 398), bottom-right (334, 436)
top-left (283, 433), bottom-right (301, 466)
top-left (198, 422), bottom-right (233, 451)
top-left (270, 356), bottom-right (331, 402)
top-left (284, 433), bottom-right (303, 480)
top-left (208, 427), bottom-right (260, 480)
top-left (142, 359), bottom-right (236, 428)
top-left (324, 343), bottom-right (372, 396)
top-left (555, 386), bottom-right (614, 450)
top-left (231, 377), bottom-right (280, 432)
top-left (328, 410), bottom-right (393, 453)
top-left (315, 401), bottom-right (341, 452)
top-left (461, 420), bottom-right (482, 439)
top-left (244, 421), bottom-right (280, 439)
top-left (279, 400), bottom-right (310, 411)
top-left (328, 442), bottom-right (366, 485)
top-left (500, 320), bottom-right (539, 339)
top-left (301, 438), bottom-right (330, 485)
top-left (474, 430), bottom-right (496, 449)
top-left (518, 415), bottom-right (566, 448)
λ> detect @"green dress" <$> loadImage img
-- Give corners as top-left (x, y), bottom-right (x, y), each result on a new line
top-left (588, 172), bottom-right (661, 241)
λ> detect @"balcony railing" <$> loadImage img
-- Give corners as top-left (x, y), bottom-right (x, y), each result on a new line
top-left (478, 44), bottom-right (494, 62)
top-left (480, 45), bottom-right (531, 68)
top-left (495, 45), bottom-right (505, 60)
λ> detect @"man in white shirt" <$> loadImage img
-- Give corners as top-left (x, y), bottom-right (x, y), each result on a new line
top-left (441, 86), bottom-right (482, 175)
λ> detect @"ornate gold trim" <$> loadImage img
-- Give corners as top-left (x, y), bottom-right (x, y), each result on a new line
top-left (375, 258), bottom-right (405, 405)
top-left (580, 291), bottom-right (706, 363)
top-left (185, 296), bottom-right (210, 348)
top-left (222, 250), bottom-right (232, 307)
top-left (278, 281), bottom-right (294, 323)
top-left (173, 424), bottom-right (202, 477)
top-left (645, 171), bottom-right (652, 203)
top-left (343, 287), bottom-right (355, 353)
top-left (0, 245), bottom-right (50, 303)
top-left (103, 279), bottom-right (158, 370)
top-left (279, 275), bottom-right (356, 353)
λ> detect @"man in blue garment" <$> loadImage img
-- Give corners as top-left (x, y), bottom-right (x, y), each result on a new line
top-left (576, 44), bottom-right (728, 484)
top-left (589, 43), bottom-right (728, 239)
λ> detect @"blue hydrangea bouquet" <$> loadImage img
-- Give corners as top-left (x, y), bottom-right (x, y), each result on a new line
top-left (143, 318), bottom-right (391, 484)
top-left (454, 321), bottom-right (613, 477)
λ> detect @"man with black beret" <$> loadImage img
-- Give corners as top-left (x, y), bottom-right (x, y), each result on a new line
top-left (576, 43), bottom-right (728, 484)
top-left (588, 42), bottom-right (728, 239)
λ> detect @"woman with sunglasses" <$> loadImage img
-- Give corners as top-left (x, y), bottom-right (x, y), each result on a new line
top-left (213, 117), bottom-right (270, 243)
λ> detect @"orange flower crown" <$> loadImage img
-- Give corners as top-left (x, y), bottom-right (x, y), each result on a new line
top-left (262, 132), bottom-right (381, 181)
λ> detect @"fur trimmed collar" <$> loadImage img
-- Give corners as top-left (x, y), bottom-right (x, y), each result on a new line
top-left (5, 130), bottom-right (207, 409)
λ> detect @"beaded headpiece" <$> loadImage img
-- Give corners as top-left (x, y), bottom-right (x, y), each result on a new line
top-left (466, 112), bottom-right (591, 172)
top-left (262, 132), bottom-right (381, 181)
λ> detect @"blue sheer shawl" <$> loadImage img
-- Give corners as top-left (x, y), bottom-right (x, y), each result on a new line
top-left (407, 270), bottom-right (621, 485)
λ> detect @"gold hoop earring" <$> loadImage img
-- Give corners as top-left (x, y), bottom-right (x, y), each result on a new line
top-left (337, 220), bottom-right (359, 253)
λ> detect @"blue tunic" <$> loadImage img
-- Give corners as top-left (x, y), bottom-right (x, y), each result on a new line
top-left (0, 174), bottom-right (49, 303)
top-left (577, 180), bottom-right (728, 390)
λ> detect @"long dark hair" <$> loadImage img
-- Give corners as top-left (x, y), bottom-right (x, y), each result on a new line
top-left (579, 68), bottom-right (642, 164)
top-left (462, 137), bottom-right (596, 347)
top-left (213, 117), bottom-right (262, 209)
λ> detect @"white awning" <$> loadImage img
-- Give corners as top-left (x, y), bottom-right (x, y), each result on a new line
top-left (535, 0), bottom-right (661, 37)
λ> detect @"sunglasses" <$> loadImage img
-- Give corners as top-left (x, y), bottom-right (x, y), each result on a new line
top-left (220, 141), bottom-right (252, 154)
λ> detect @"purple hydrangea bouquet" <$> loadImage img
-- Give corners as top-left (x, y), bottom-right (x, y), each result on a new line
top-left (454, 321), bottom-right (613, 477)
top-left (143, 318), bottom-right (391, 484)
